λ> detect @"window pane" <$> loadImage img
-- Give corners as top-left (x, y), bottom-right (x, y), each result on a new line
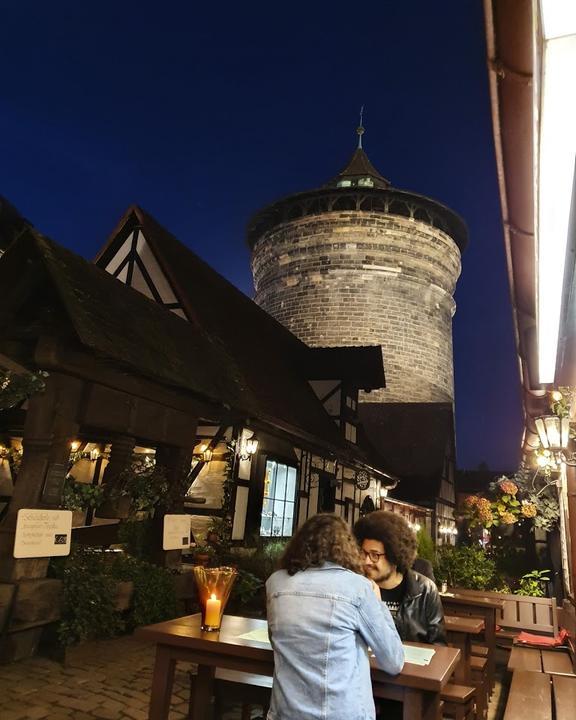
top-left (265, 461), bottom-right (277, 499)
top-left (283, 501), bottom-right (295, 535)
top-left (275, 463), bottom-right (288, 500)
top-left (260, 496), bottom-right (274, 536)
top-left (286, 466), bottom-right (297, 501)
top-left (260, 460), bottom-right (298, 538)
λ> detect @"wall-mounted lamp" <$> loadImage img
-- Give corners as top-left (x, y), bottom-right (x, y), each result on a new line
top-left (534, 411), bottom-right (576, 468)
top-left (199, 444), bottom-right (213, 463)
top-left (535, 415), bottom-right (570, 451)
top-left (238, 435), bottom-right (259, 461)
top-left (70, 440), bottom-right (81, 452)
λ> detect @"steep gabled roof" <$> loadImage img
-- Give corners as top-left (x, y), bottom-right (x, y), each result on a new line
top-left (0, 231), bottom-right (347, 450)
top-left (0, 196), bottom-right (33, 253)
top-left (95, 205), bottom-right (386, 392)
top-left (359, 402), bottom-right (454, 503)
top-left (97, 205), bottom-right (311, 350)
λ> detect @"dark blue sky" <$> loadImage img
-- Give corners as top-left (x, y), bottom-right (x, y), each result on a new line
top-left (0, 1), bottom-right (523, 470)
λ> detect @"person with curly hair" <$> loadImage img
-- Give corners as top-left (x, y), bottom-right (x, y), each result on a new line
top-left (266, 513), bottom-right (404, 720)
top-left (354, 511), bottom-right (446, 645)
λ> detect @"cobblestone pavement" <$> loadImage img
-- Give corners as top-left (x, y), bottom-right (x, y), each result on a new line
top-left (0, 633), bottom-right (508, 720)
top-left (0, 635), bottom-right (261, 720)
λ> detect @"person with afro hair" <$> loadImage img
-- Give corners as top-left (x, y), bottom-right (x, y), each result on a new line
top-left (354, 510), bottom-right (446, 645)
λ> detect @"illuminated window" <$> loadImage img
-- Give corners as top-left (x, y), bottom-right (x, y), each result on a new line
top-left (357, 177), bottom-right (374, 187)
top-left (337, 179), bottom-right (352, 187)
top-left (345, 422), bottom-right (357, 443)
top-left (260, 460), bottom-right (298, 537)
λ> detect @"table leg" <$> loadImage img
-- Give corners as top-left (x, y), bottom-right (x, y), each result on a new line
top-left (403, 688), bottom-right (440, 720)
top-left (149, 645), bottom-right (176, 720)
top-left (189, 663), bottom-right (215, 720)
top-left (447, 633), bottom-right (472, 683)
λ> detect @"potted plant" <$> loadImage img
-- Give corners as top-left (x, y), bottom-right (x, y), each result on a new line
top-left (191, 545), bottom-right (216, 567)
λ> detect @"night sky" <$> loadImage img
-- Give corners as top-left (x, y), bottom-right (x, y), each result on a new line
top-left (0, 1), bottom-right (523, 470)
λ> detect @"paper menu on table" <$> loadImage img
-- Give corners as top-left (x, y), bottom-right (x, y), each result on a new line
top-left (237, 627), bottom-right (271, 644)
top-left (402, 645), bottom-right (435, 666)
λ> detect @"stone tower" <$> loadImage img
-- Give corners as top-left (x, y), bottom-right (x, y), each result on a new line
top-left (247, 134), bottom-right (467, 403)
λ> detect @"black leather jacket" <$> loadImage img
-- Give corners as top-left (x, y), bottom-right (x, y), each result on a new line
top-left (393, 569), bottom-right (446, 645)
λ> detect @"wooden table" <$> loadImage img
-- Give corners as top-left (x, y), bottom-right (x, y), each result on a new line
top-left (441, 591), bottom-right (504, 691)
top-left (137, 614), bottom-right (460, 720)
top-left (445, 615), bottom-right (484, 683)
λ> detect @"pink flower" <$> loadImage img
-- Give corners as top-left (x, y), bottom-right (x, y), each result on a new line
top-left (499, 480), bottom-right (518, 496)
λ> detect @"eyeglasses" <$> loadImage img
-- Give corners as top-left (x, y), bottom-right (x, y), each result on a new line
top-left (361, 549), bottom-right (386, 563)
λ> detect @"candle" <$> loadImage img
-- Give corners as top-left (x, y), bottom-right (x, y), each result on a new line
top-left (205, 594), bottom-right (221, 627)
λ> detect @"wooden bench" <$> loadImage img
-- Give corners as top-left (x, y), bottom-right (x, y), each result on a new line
top-left (470, 656), bottom-right (488, 720)
top-left (508, 646), bottom-right (575, 675)
top-left (503, 669), bottom-right (576, 720)
top-left (441, 592), bottom-right (503, 695)
top-left (441, 683), bottom-right (476, 720)
top-left (504, 670), bottom-right (551, 720)
top-left (191, 668), bottom-right (476, 720)
top-left (452, 588), bottom-right (558, 641)
top-left (190, 668), bottom-right (271, 720)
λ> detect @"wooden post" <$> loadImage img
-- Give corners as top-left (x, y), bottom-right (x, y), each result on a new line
top-left (96, 435), bottom-right (136, 518)
top-left (153, 441), bottom-right (195, 567)
top-left (0, 372), bottom-right (82, 662)
top-left (0, 372), bottom-right (82, 581)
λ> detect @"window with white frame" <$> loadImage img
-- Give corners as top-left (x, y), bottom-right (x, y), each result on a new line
top-left (260, 460), bottom-right (298, 537)
top-left (345, 422), bottom-right (357, 443)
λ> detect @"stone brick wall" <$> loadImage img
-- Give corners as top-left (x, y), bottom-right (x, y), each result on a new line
top-left (252, 212), bottom-right (461, 402)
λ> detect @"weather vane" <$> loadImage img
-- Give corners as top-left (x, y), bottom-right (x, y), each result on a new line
top-left (357, 105), bottom-right (365, 149)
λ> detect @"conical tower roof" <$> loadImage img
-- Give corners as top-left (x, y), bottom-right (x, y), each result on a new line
top-left (326, 146), bottom-right (390, 189)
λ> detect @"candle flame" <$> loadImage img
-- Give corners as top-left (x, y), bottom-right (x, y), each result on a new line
top-left (210, 594), bottom-right (217, 600)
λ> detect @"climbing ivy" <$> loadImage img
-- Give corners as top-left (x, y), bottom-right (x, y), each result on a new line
top-left (0, 368), bottom-right (47, 410)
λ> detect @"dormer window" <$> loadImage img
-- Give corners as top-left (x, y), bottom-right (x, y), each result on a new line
top-left (357, 177), bottom-right (374, 187)
top-left (337, 179), bottom-right (352, 188)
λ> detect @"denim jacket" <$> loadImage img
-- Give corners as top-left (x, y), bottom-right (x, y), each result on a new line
top-left (266, 563), bottom-right (405, 720)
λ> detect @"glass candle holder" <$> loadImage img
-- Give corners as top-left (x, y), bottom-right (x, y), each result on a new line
top-left (193, 565), bottom-right (237, 631)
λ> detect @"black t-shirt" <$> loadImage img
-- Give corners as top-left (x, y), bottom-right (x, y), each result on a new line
top-left (380, 577), bottom-right (406, 619)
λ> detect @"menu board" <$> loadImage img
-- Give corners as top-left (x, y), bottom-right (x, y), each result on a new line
top-left (163, 514), bottom-right (192, 550)
top-left (14, 509), bottom-right (73, 558)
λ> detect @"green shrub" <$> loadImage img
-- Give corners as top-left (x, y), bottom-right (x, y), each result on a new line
top-left (50, 547), bottom-right (124, 646)
top-left (62, 478), bottom-right (105, 511)
top-left (434, 545), bottom-right (497, 590)
top-left (110, 555), bottom-right (177, 630)
top-left (50, 545), bottom-right (179, 646)
top-left (117, 518), bottom-right (154, 560)
top-left (416, 529), bottom-right (435, 564)
top-left (230, 569), bottom-right (265, 610)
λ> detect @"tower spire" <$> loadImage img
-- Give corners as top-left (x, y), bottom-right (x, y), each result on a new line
top-left (357, 105), bottom-right (365, 149)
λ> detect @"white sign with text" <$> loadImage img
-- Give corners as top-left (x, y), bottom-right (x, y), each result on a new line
top-left (14, 509), bottom-right (73, 559)
top-left (163, 514), bottom-right (192, 550)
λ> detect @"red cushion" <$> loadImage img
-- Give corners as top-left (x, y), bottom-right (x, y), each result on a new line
top-left (515, 628), bottom-right (568, 647)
